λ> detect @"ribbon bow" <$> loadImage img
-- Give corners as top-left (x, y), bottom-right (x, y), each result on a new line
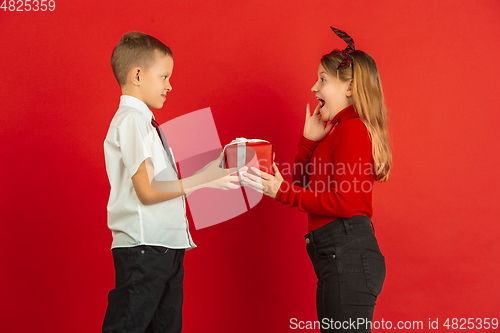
top-left (222, 138), bottom-right (270, 159)
top-left (226, 138), bottom-right (270, 146)
top-left (330, 27), bottom-right (355, 69)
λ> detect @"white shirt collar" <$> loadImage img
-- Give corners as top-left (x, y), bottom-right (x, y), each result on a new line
top-left (120, 95), bottom-right (154, 118)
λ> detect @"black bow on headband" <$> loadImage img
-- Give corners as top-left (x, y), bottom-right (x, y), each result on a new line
top-left (330, 27), bottom-right (355, 69)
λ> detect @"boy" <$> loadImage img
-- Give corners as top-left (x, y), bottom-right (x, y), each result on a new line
top-left (103, 32), bottom-right (243, 333)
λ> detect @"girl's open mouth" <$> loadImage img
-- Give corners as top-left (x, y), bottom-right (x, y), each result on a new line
top-left (317, 97), bottom-right (325, 108)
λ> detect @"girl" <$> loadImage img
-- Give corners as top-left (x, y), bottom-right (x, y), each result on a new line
top-left (242, 27), bottom-right (391, 332)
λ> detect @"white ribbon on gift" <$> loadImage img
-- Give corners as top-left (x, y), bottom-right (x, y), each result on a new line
top-left (222, 138), bottom-right (272, 174)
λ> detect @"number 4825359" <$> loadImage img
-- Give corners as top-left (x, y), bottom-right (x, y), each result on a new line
top-left (1, 0), bottom-right (56, 11)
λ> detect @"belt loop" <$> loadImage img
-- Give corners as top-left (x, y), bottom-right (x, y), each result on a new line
top-left (342, 219), bottom-right (352, 235)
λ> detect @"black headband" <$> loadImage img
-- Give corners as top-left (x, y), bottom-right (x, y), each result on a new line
top-left (330, 27), bottom-right (355, 69)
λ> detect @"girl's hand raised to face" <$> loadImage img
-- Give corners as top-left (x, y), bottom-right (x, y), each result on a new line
top-left (303, 103), bottom-right (335, 142)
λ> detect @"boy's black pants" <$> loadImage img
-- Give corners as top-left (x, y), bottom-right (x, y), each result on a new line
top-left (102, 245), bottom-right (185, 333)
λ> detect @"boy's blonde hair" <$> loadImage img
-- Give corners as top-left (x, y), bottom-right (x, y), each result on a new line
top-left (111, 31), bottom-right (172, 86)
top-left (321, 50), bottom-right (392, 182)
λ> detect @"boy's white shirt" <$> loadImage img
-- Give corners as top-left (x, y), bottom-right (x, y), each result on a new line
top-left (104, 95), bottom-right (196, 250)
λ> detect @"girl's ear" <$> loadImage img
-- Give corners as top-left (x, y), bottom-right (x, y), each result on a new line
top-left (131, 68), bottom-right (141, 86)
top-left (345, 79), bottom-right (353, 98)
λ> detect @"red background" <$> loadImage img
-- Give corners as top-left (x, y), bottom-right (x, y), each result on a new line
top-left (1, 0), bottom-right (500, 332)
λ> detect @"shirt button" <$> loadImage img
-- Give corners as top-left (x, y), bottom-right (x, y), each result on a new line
top-left (141, 250), bottom-right (145, 254)
top-left (305, 238), bottom-right (310, 244)
top-left (332, 255), bottom-right (336, 259)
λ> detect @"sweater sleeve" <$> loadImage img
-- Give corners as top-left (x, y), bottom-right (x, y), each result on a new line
top-left (275, 120), bottom-right (374, 217)
top-left (291, 135), bottom-right (320, 188)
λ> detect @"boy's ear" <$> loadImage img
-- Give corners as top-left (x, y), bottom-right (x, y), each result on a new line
top-left (130, 67), bottom-right (141, 86)
top-left (345, 79), bottom-right (353, 98)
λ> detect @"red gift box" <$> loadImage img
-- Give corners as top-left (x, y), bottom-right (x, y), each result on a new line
top-left (222, 138), bottom-right (275, 210)
top-left (222, 138), bottom-right (275, 176)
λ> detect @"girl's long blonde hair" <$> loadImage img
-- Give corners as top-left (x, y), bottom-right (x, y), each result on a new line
top-left (321, 50), bottom-right (392, 181)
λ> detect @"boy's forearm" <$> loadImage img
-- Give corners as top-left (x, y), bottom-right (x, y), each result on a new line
top-left (134, 157), bottom-right (240, 205)
top-left (151, 173), bottom-right (205, 197)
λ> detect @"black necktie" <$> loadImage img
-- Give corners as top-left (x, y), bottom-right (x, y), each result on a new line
top-left (151, 117), bottom-right (179, 178)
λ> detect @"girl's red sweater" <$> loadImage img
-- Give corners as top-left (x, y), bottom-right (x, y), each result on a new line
top-left (275, 105), bottom-right (375, 232)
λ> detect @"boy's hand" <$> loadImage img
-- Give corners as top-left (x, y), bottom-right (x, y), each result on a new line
top-left (199, 152), bottom-right (247, 190)
top-left (240, 164), bottom-right (283, 199)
